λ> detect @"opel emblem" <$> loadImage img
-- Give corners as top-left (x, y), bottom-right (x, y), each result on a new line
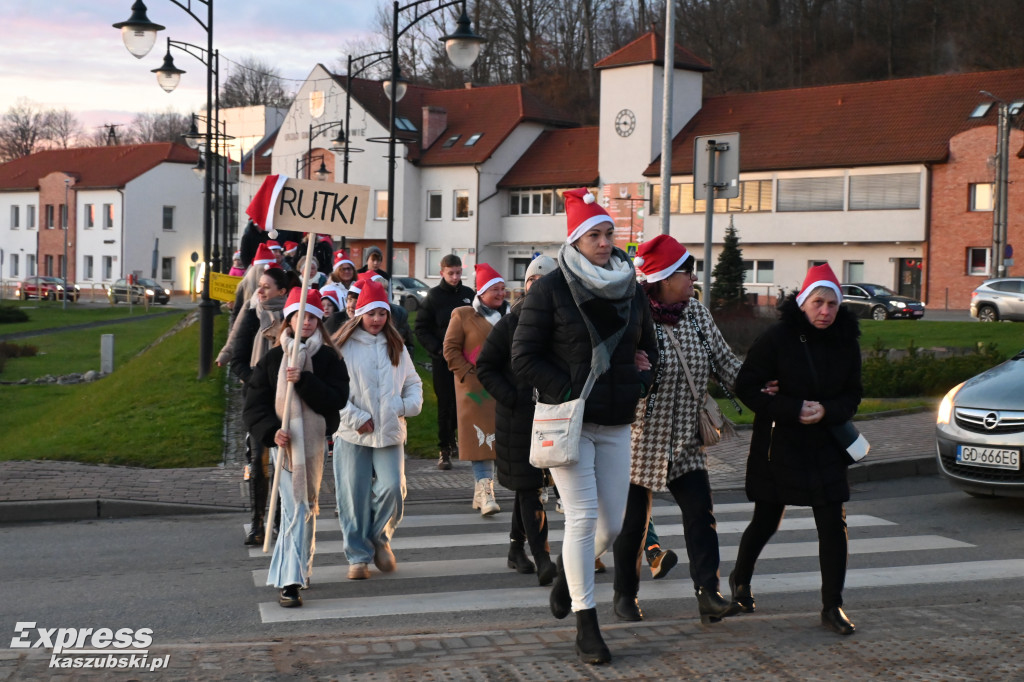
top-left (983, 412), bottom-right (1000, 430)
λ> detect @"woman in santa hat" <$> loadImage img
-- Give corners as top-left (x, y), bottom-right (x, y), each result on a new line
top-left (243, 288), bottom-right (350, 607)
top-left (612, 234), bottom-right (752, 626)
top-left (443, 263), bottom-right (510, 517)
top-left (328, 249), bottom-right (358, 292)
top-left (217, 243), bottom-right (282, 366)
top-left (331, 280), bottom-right (423, 580)
top-left (511, 188), bottom-right (657, 665)
top-left (732, 262), bottom-right (862, 636)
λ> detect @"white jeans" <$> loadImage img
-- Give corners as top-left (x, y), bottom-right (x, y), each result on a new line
top-left (548, 423), bottom-right (631, 611)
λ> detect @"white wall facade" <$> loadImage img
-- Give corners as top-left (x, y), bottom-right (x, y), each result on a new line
top-left (0, 191), bottom-right (40, 284)
top-left (75, 188), bottom-right (123, 293)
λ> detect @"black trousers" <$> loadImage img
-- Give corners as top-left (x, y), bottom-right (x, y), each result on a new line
top-left (509, 489), bottom-right (550, 558)
top-left (431, 360), bottom-right (458, 449)
top-left (733, 500), bottom-right (848, 609)
top-left (247, 433), bottom-right (269, 529)
top-left (613, 470), bottom-right (721, 597)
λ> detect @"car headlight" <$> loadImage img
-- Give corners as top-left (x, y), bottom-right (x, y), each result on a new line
top-left (891, 300), bottom-right (906, 308)
top-left (145, 288), bottom-right (155, 296)
top-left (56, 285), bottom-right (64, 291)
top-left (163, 288), bottom-right (170, 295)
top-left (937, 382), bottom-right (965, 424)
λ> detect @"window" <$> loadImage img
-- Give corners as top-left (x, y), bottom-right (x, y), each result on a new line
top-left (777, 177), bottom-right (844, 212)
top-left (442, 134), bottom-right (461, 148)
top-left (392, 248), bottom-right (410, 277)
top-left (454, 190), bottom-right (470, 219)
top-left (103, 203), bottom-right (114, 229)
top-left (969, 183), bottom-right (994, 211)
top-left (743, 260), bottom-right (774, 284)
top-left (161, 257), bottom-right (174, 281)
top-left (425, 248), bottom-right (441, 277)
top-left (969, 102), bottom-right (993, 118)
top-left (45, 204), bottom-right (55, 229)
top-left (464, 133), bottom-right (483, 146)
top-left (453, 247), bottom-right (473, 270)
top-left (44, 255), bottom-right (54, 276)
top-left (989, 280), bottom-right (1024, 293)
top-left (102, 256), bottom-right (113, 280)
top-left (10, 254), bottom-right (18, 277)
top-left (57, 255), bottom-right (65, 279)
top-left (808, 259), bottom-right (828, 269)
top-left (395, 117), bottom-right (417, 132)
top-left (511, 257), bottom-right (532, 280)
top-left (652, 180), bottom-right (772, 214)
top-left (509, 189), bottom-right (560, 216)
top-left (967, 247), bottom-right (991, 276)
top-left (162, 206), bottom-right (174, 231)
top-left (849, 173), bottom-right (920, 210)
top-left (374, 190), bottom-right (388, 220)
top-left (84, 203), bottom-right (95, 228)
top-left (84, 256), bottom-right (93, 280)
top-left (843, 261), bottom-right (865, 282)
top-left (10, 205), bottom-right (19, 229)
top-left (427, 191), bottom-right (442, 220)
top-left (26, 205), bottom-right (35, 229)
top-left (27, 254), bottom-right (36, 276)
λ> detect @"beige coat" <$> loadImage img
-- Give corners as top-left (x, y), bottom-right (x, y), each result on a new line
top-left (443, 306), bottom-right (498, 462)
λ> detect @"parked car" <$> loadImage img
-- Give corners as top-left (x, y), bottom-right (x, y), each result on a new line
top-left (969, 277), bottom-right (1024, 322)
top-left (107, 278), bottom-right (171, 305)
top-left (936, 349), bottom-right (1024, 497)
top-left (840, 283), bottom-right (925, 320)
top-left (391, 276), bottom-right (430, 311)
top-left (14, 276), bottom-right (79, 302)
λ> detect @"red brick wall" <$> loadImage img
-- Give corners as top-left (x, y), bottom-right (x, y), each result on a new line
top-left (928, 127), bottom-right (1024, 309)
top-left (37, 172), bottom-right (77, 282)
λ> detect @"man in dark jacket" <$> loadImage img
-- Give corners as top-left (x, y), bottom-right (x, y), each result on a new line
top-left (414, 253), bottom-right (474, 469)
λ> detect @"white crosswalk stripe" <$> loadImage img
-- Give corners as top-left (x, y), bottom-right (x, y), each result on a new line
top-left (245, 502), bottom-right (1016, 624)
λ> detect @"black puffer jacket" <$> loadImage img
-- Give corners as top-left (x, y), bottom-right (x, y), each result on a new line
top-left (511, 269), bottom-right (657, 426)
top-left (243, 341), bottom-right (350, 449)
top-left (476, 300), bottom-right (544, 491)
top-left (735, 298), bottom-right (862, 506)
top-left (414, 279), bottom-right (475, 359)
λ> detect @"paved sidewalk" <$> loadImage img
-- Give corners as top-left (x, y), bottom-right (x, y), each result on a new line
top-left (0, 410), bottom-right (937, 523)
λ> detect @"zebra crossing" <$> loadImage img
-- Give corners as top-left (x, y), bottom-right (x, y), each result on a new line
top-left (244, 499), bottom-right (1023, 625)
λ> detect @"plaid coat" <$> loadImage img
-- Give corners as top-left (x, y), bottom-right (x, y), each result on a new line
top-left (630, 299), bottom-right (741, 492)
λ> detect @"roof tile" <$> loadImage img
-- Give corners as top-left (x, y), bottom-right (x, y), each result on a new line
top-left (498, 127), bottom-right (599, 188)
top-left (0, 143), bottom-right (197, 190)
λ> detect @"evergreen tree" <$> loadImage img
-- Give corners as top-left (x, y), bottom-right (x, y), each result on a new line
top-left (709, 217), bottom-right (747, 310)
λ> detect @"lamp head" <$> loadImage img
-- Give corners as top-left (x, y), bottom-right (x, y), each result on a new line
top-left (440, 9), bottom-right (487, 70)
top-left (152, 50), bottom-right (185, 93)
top-left (382, 70), bottom-right (408, 102)
top-left (113, 0), bottom-right (165, 59)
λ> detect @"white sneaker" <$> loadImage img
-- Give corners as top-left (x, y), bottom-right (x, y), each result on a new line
top-left (472, 480), bottom-right (483, 510)
top-left (540, 487), bottom-right (550, 505)
top-left (555, 499), bottom-right (564, 514)
top-left (479, 478), bottom-right (500, 516)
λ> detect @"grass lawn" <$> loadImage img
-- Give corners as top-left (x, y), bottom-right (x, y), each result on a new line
top-left (0, 313), bottom-right (227, 468)
top-left (0, 299), bottom-right (180, 335)
top-left (858, 319), bottom-right (1024, 354)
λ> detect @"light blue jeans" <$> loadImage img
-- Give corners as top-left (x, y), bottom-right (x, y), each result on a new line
top-left (334, 439), bottom-right (406, 565)
top-left (266, 454), bottom-right (316, 589)
top-left (472, 460), bottom-right (494, 481)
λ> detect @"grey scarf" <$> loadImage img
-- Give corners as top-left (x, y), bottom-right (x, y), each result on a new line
top-left (558, 242), bottom-right (636, 377)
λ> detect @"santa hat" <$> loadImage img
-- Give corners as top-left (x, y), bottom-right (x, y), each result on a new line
top-left (347, 271), bottom-right (381, 296)
top-left (318, 235), bottom-right (333, 245)
top-left (319, 284), bottom-right (344, 312)
top-left (251, 243), bottom-right (276, 268)
top-left (333, 249), bottom-right (355, 271)
top-left (245, 174), bottom-right (289, 237)
top-left (354, 279), bottom-right (391, 317)
top-left (563, 188), bottom-right (613, 244)
top-left (633, 235), bottom-right (691, 283)
top-left (283, 241), bottom-right (299, 254)
top-left (283, 287), bottom-right (325, 320)
top-left (796, 263), bottom-right (842, 306)
top-left (232, 250), bottom-right (241, 261)
top-left (474, 263), bottom-right (504, 294)
top-left (266, 240), bottom-right (282, 252)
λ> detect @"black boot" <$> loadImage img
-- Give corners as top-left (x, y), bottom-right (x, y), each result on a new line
top-left (507, 540), bottom-right (536, 574)
top-left (728, 572), bottom-right (756, 613)
top-left (437, 447), bottom-right (452, 470)
top-left (575, 608), bottom-right (611, 664)
top-left (278, 584), bottom-right (302, 608)
top-left (696, 586), bottom-right (740, 624)
top-left (821, 606), bottom-right (855, 635)
top-left (535, 551), bottom-right (557, 587)
top-left (549, 555), bottom-right (571, 619)
top-left (244, 521), bottom-right (264, 546)
top-left (613, 591), bottom-right (644, 621)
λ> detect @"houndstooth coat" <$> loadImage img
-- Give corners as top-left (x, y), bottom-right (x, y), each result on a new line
top-left (630, 299), bottom-right (741, 492)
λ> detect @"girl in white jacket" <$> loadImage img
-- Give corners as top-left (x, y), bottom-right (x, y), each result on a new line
top-left (332, 279), bottom-right (423, 580)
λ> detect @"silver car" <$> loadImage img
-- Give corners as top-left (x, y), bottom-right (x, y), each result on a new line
top-left (969, 277), bottom-right (1024, 322)
top-left (936, 349), bottom-right (1024, 497)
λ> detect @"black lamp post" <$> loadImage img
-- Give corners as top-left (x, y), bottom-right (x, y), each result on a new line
top-left (383, 0), bottom-right (486, 276)
top-left (301, 120), bottom-right (345, 179)
top-left (295, 153), bottom-right (331, 182)
top-left (114, 0), bottom-right (218, 379)
top-left (341, 51), bottom-right (389, 182)
top-left (184, 112), bottom-right (234, 275)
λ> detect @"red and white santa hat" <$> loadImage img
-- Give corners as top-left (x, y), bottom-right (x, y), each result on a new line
top-left (319, 284), bottom-right (344, 312)
top-left (563, 188), bottom-right (613, 244)
top-left (252, 243), bottom-right (277, 268)
top-left (266, 240), bottom-right (282, 252)
top-left (796, 263), bottom-right (842, 306)
top-left (633, 234), bottom-right (691, 283)
top-left (347, 270), bottom-right (384, 296)
top-left (245, 174), bottom-right (289, 238)
top-left (283, 287), bottom-right (325, 320)
top-left (355, 279), bottom-right (391, 317)
top-left (333, 249), bottom-right (355, 271)
top-left (232, 250), bottom-right (241, 261)
top-left (284, 241), bottom-right (298, 254)
top-left (474, 263), bottom-right (504, 294)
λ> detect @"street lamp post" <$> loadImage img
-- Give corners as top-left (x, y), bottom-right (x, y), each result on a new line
top-left (383, 0), bottom-right (486, 276)
top-left (301, 120), bottom-right (345, 179)
top-left (185, 112), bottom-right (234, 274)
top-left (341, 51), bottom-right (388, 182)
top-left (63, 179), bottom-right (70, 311)
top-left (114, 0), bottom-right (218, 379)
top-left (980, 91), bottom-right (1016, 279)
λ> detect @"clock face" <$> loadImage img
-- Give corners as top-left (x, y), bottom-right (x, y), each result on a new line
top-left (615, 109), bottom-right (636, 137)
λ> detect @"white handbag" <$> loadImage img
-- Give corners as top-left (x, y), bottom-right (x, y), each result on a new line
top-left (529, 368), bottom-right (598, 468)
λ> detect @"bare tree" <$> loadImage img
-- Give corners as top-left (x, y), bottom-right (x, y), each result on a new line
top-left (127, 110), bottom-right (192, 144)
top-left (44, 108), bottom-right (83, 149)
top-left (220, 56), bottom-right (293, 108)
top-left (0, 98), bottom-right (48, 161)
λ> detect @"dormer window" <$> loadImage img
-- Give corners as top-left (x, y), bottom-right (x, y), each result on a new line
top-left (969, 102), bottom-right (993, 118)
top-left (442, 134), bottom-right (461, 148)
top-left (464, 133), bottom-right (483, 146)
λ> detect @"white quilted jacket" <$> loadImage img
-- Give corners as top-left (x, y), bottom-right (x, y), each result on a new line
top-left (336, 327), bottom-right (423, 448)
